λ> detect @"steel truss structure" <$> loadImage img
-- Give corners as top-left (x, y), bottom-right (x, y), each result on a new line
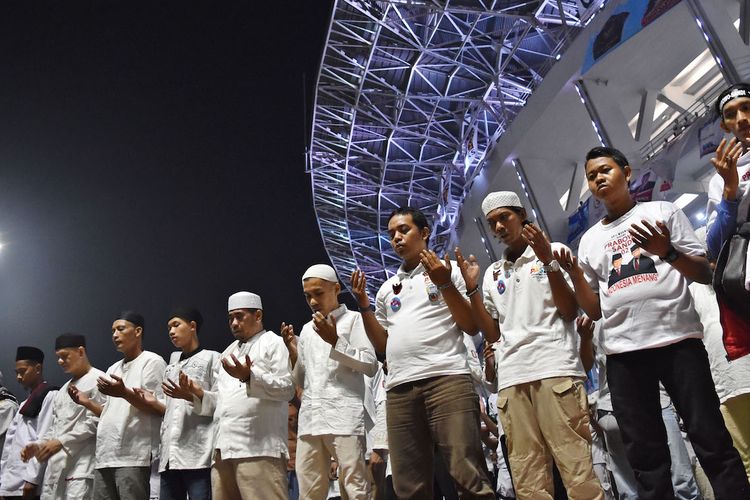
top-left (309, 0), bottom-right (605, 297)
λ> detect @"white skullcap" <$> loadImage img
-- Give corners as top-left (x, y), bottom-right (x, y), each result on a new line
top-left (228, 291), bottom-right (263, 311)
top-left (481, 191), bottom-right (523, 216)
top-left (302, 264), bottom-right (339, 284)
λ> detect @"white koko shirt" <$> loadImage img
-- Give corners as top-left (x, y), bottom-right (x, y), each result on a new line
top-left (39, 367), bottom-right (106, 500)
top-left (0, 389), bottom-right (56, 496)
top-left (95, 351), bottom-right (166, 468)
top-left (375, 260), bottom-right (471, 390)
top-left (159, 349), bottom-right (220, 472)
top-left (294, 305), bottom-right (378, 437)
top-left (577, 201), bottom-right (705, 354)
top-left (194, 330), bottom-right (295, 460)
top-left (483, 244), bottom-right (584, 391)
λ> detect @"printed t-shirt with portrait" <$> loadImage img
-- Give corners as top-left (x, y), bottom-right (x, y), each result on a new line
top-left (375, 260), bottom-right (471, 390)
top-left (482, 243), bottom-right (584, 391)
top-left (577, 201), bottom-right (704, 355)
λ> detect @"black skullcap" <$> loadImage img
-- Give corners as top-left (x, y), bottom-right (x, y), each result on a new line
top-left (169, 306), bottom-right (204, 332)
top-left (16, 346), bottom-right (44, 363)
top-left (117, 310), bottom-right (144, 329)
top-left (55, 333), bottom-right (86, 350)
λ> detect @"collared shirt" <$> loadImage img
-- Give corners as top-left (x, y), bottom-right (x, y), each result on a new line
top-left (483, 243), bottom-right (584, 391)
top-left (578, 201), bottom-right (705, 354)
top-left (0, 390), bottom-right (57, 495)
top-left (194, 330), bottom-right (295, 460)
top-left (95, 351), bottom-right (166, 468)
top-left (294, 305), bottom-right (377, 437)
top-left (159, 349), bottom-right (220, 472)
top-left (40, 367), bottom-right (106, 499)
top-left (375, 260), bottom-right (471, 390)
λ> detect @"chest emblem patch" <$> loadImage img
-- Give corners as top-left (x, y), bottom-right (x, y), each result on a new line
top-left (390, 297), bottom-right (402, 312)
top-left (497, 279), bottom-right (506, 295)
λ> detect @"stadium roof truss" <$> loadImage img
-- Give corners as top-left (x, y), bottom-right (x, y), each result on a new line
top-left (309, 0), bottom-right (606, 297)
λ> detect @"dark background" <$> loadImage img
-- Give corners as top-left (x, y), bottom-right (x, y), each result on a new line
top-left (0, 1), bottom-right (336, 393)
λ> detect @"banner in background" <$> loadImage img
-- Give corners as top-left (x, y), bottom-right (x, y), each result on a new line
top-left (582, 0), bottom-right (682, 74)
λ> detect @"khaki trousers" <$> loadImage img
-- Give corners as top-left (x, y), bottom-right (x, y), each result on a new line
top-left (721, 393), bottom-right (750, 482)
top-left (498, 376), bottom-right (604, 500)
top-left (211, 450), bottom-right (288, 500)
top-left (296, 434), bottom-right (369, 500)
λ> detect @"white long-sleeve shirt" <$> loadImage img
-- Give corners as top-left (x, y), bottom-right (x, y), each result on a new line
top-left (159, 349), bottom-right (219, 472)
top-left (40, 368), bottom-right (106, 500)
top-left (195, 330), bottom-right (295, 460)
top-left (293, 305), bottom-right (377, 437)
top-left (0, 389), bottom-right (57, 496)
top-left (95, 351), bottom-right (166, 469)
top-left (0, 395), bottom-right (18, 456)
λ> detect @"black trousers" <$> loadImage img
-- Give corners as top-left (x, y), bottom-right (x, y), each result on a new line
top-left (607, 338), bottom-right (749, 500)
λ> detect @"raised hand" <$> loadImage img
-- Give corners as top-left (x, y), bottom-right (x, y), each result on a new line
top-left (521, 223), bottom-right (554, 264)
top-left (628, 220), bottom-right (671, 257)
top-left (711, 137), bottom-right (742, 198)
top-left (281, 322), bottom-right (298, 366)
top-left (350, 269), bottom-right (370, 309)
top-left (553, 247), bottom-right (582, 278)
top-left (312, 312), bottom-right (338, 346)
top-left (455, 247), bottom-right (480, 290)
top-left (68, 384), bottom-right (90, 407)
top-left (133, 387), bottom-right (158, 406)
top-left (576, 315), bottom-right (595, 342)
top-left (221, 354), bottom-right (253, 382)
top-left (420, 250), bottom-right (452, 288)
top-left (163, 372), bottom-right (199, 401)
top-left (97, 374), bottom-right (128, 398)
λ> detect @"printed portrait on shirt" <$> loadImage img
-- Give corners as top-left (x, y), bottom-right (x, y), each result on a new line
top-left (605, 229), bottom-right (658, 293)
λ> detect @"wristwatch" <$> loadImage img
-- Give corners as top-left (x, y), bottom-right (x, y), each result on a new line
top-left (542, 260), bottom-right (561, 273)
top-left (661, 246), bottom-right (680, 263)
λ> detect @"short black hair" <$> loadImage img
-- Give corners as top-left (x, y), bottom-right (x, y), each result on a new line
top-left (716, 83), bottom-right (750, 117)
top-left (387, 207), bottom-right (430, 231)
top-left (585, 146), bottom-right (629, 170)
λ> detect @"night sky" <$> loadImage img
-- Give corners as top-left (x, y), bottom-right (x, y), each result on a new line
top-left (0, 1), bottom-right (336, 392)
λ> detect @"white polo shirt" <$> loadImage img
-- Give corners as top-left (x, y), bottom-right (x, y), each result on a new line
top-left (375, 260), bottom-right (471, 390)
top-left (483, 244), bottom-right (584, 391)
top-left (578, 201), bottom-right (705, 354)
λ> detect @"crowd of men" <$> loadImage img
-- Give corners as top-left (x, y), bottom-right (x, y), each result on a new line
top-left (0, 84), bottom-right (749, 500)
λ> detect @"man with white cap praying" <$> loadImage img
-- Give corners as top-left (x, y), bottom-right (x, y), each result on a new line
top-left (280, 264), bottom-right (377, 499)
top-left (21, 333), bottom-right (106, 499)
top-left (72, 311), bottom-right (166, 500)
top-left (455, 191), bottom-right (604, 498)
top-left (184, 291), bottom-right (294, 499)
top-left (0, 346), bottom-right (58, 499)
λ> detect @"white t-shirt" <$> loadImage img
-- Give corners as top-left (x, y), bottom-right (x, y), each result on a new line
top-left (95, 351), bottom-right (166, 469)
top-left (578, 201), bottom-right (705, 354)
top-left (159, 349), bottom-right (219, 472)
top-left (483, 244), bottom-right (585, 390)
top-left (375, 260), bottom-right (471, 390)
